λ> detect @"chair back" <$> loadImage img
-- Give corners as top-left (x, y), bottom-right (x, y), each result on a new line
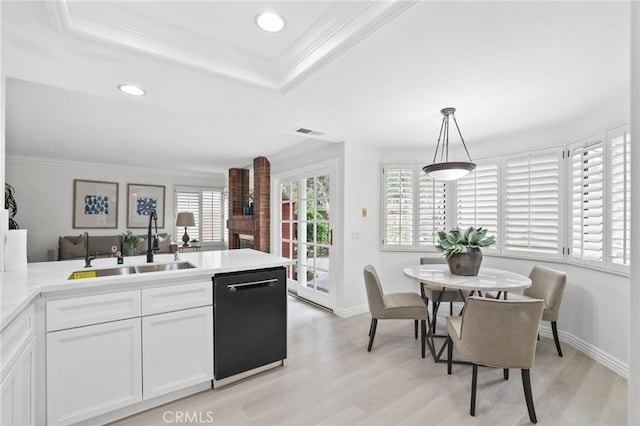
top-left (524, 265), bottom-right (567, 321)
top-left (420, 256), bottom-right (447, 265)
top-left (363, 265), bottom-right (385, 318)
top-left (456, 296), bottom-right (544, 369)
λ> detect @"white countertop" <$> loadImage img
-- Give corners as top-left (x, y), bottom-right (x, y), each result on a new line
top-left (1, 249), bottom-right (294, 331)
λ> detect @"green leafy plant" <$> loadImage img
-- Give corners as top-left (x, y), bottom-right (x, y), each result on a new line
top-left (434, 227), bottom-right (496, 259)
top-left (120, 230), bottom-right (140, 249)
top-left (4, 183), bottom-right (19, 229)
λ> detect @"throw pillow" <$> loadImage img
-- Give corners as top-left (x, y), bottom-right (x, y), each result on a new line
top-left (158, 234), bottom-right (172, 253)
top-left (59, 235), bottom-right (86, 260)
top-left (139, 234), bottom-right (172, 253)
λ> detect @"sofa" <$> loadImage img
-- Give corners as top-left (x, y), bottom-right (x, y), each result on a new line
top-left (49, 233), bottom-right (176, 261)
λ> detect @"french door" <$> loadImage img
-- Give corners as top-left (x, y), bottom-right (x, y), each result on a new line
top-left (277, 165), bottom-right (335, 310)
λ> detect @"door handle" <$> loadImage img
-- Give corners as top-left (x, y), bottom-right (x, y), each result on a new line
top-left (329, 229), bottom-right (333, 246)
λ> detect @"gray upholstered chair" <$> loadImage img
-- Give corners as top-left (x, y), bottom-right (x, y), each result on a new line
top-left (446, 296), bottom-right (544, 423)
top-left (363, 265), bottom-right (428, 358)
top-left (419, 256), bottom-right (465, 332)
top-left (493, 265), bottom-right (567, 357)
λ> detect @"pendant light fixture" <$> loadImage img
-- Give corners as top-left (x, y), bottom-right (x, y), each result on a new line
top-left (422, 107), bottom-right (476, 181)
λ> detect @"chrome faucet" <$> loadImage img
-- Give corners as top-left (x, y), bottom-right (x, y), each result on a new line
top-left (84, 231), bottom-right (95, 267)
top-left (146, 209), bottom-right (159, 263)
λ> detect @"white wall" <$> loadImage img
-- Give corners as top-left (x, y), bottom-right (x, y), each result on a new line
top-left (629, 2), bottom-right (640, 423)
top-left (5, 156), bottom-right (225, 262)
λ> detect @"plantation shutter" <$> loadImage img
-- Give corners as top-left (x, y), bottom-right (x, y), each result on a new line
top-left (383, 165), bottom-right (414, 247)
top-left (608, 126), bottom-right (631, 268)
top-left (502, 149), bottom-right (563, 258)
top-left (175, 190), bottom-right (200, 241)
top-left (456, 161), bottom-right (499, 251)
top-left (569, 139), bottom-right (604, 263)
top-left (201, 190), bottom-right (224, 242)
top-left (418, 174), bottom-right (447, 247)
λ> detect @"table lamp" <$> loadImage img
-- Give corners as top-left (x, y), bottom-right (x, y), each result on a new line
top-left (176, 212), bottom-right (195, 247)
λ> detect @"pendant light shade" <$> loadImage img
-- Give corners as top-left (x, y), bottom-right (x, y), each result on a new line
top-left (422, 107), bottom-right (476, 181)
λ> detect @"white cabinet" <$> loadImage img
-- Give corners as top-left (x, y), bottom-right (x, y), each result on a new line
top-left (46, 318), bottom-right (142, 426)
top-left (46, 291), bottom-right (143, 426)
top-left (142, 306), bottom-right (213, 399)
top-left (1, 304), bottom-right (36, 426)
top-left (45, 281), bottom-right (213, 424)
top-left (1, 337), bottom-right (36, 426)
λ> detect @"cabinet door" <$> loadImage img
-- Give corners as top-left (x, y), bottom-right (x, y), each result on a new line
top-left (1, 338), bottom-right (36, 426)
top-left (47, 318), bottom-right (142, 426)
top-left (142, 306), bottom-right (213, 399)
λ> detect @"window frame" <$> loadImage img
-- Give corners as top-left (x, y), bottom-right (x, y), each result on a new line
top-left (174, 185), bottom-right (227, 249)
top-left (380, 164), bottom-right (449, 252)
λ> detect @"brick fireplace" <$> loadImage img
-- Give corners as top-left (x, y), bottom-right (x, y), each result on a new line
top-left (227, 156), bottom-right (270, 252)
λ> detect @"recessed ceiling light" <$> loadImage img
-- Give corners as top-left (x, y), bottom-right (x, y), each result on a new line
top-left (256, 12), bottom-right (285, 32)
top-left (118, 84), bottom-right (145, 96)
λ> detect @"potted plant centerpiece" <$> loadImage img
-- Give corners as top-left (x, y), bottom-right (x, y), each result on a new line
top-left (121, 230), bottom-right (141, 256)
top-left (434, 227), bottom-right (496, 276)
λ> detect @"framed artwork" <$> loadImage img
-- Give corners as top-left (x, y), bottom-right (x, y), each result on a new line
top-left (127, 183), bottom-right (165, 228)
top-left (73, 179), bottom-right (119, 229)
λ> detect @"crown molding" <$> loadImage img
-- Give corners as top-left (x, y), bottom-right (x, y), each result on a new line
top-left (6, 155), bottom-right (225, 180)
top-left (278, 0), bottom-right (417, 94)
top-left (44, 0), bottom-right (414, 94)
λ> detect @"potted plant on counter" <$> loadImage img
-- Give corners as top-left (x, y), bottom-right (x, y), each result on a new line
top-left (434, 226), bottom-right (496, 276)
top-left (121, 230), bottom-right (140, 256)
top-left (5, 183), bottom-right (19, 229)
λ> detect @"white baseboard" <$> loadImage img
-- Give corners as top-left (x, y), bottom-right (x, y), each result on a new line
top-left (538, 324), bottom-right (628, 379)
top-left (334, 304), bottom-right (368, 318)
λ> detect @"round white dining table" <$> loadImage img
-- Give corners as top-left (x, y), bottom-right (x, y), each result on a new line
top-left (403, 263), bottom-right (531, 293)
top-left (403, 263), bottom-right (532, 363)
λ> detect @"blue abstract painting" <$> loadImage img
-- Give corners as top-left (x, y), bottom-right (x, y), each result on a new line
top-left (84, 195), bottom-right (109, 215)
top-left (136, 197), bottom-right (157, 216)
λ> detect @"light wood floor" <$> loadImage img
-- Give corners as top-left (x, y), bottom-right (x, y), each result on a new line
top-left (112, 296), bottom-right (627, 426)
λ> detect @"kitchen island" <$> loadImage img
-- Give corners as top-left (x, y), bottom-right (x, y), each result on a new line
top-left (0, 249), bottom-right (293, 426)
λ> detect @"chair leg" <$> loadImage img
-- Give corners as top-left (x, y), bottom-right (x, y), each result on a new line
top-left (420, 320), bottom-right (426, 358)
top-left (414, 319), bottom-right (418, 339)
top-left (447, 336), bottom-right (453, 374)
top-left (470, 364), bottom-right (478, 416)
top-left (551, 321), bottom-right (563, 357)
top-left (521, 369), bottom-right (537, 424)
top-left (503, 368), bottom-right (509, 380)
top-left (367, 318), bottom-right (377, 352)
top-left (449, 302), bottom-right (453, 316)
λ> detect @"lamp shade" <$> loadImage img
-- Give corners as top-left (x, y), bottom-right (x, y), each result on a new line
top-left (176, 212), bottom-right (195, 227)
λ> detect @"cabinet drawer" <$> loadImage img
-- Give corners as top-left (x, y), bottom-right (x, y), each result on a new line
top-left (1, 303), bottom-right (35, 380)
top-left (141, 282), bottom-right (212, 316)
top-left (47, 291), bottom-right (141, 332)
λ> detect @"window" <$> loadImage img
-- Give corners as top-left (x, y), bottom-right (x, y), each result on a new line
top-left (502, 148), bottom-right (563, 259)
top-left (456, 160), bottom-right (500, 251)
top-left (175, 186), bottom-right (227, 245)
top-left (381, 122), bottom-right (630, 274)
top-left (568, 137), bottom-right (604, 264)
top-left (607, 126), bottom-right (631, 269)
top-left (382, 165), bottom-right (447, 250)
top-left (566, 125), bottom-right (632, 273)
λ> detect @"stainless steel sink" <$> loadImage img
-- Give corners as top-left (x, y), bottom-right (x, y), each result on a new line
top-left (135, 262), bottom-right (196, 273)
top-left (68, 266), bottom-right (137, 280)
top-left (68, 262), bottom-right (195, 280)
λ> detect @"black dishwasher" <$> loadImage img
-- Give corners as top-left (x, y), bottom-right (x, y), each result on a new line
top-left (213, 267), bottom-right (287, 380)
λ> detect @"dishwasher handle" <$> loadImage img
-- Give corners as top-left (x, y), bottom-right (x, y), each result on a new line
top-left (227, 278), bottom-right (278, 292)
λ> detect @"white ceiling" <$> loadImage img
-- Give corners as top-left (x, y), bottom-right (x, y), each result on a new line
top-left (2, 1), bottom-right (630, 176)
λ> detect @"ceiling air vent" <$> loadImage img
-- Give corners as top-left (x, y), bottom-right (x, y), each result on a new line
top-left (295, 127), bottom-right (325, 136)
